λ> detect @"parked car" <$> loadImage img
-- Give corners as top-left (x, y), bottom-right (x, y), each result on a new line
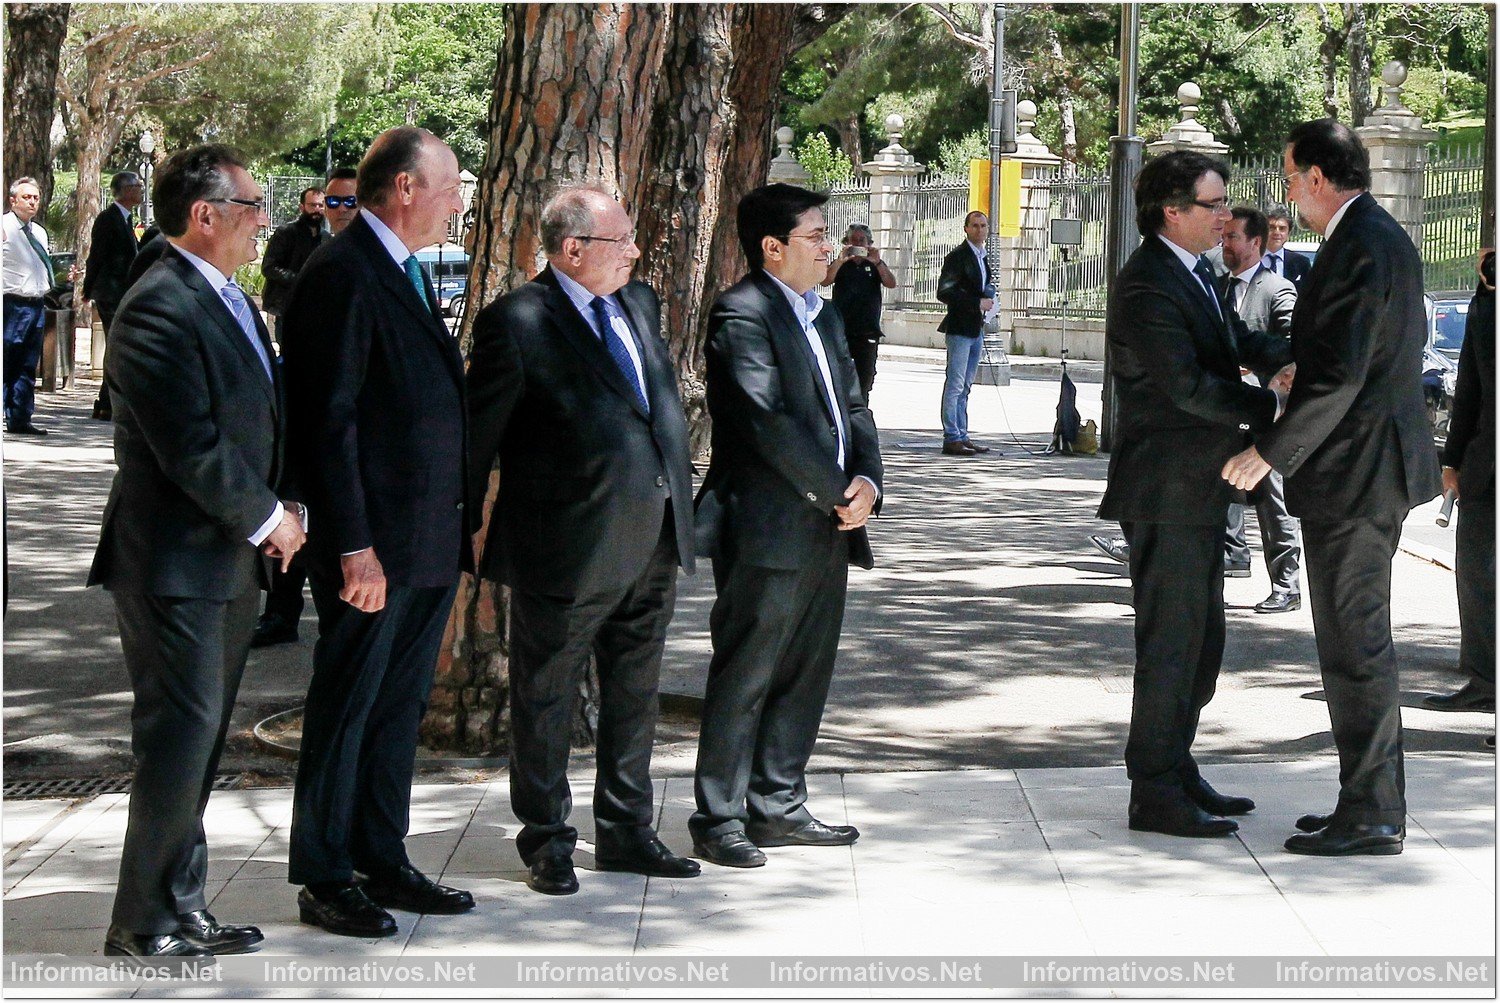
top-left (413, 244), bottom-right (470, 318)
top-left (1283, 239), bottom-right (1320, 270)
top-left (1421, 292), bottom-right (1459, 441)
top-left (1427, 290), bottom-right (1470, 363)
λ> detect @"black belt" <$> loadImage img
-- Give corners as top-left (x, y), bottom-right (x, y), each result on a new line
top-left (6, 295), bottom-right (44, 305)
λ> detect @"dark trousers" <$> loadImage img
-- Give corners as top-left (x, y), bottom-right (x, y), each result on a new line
top-left (846, 331), bottom-right (878, 397)
top-left (262, 562), bottom-right (307, 624)
top-left (95, 302), bottom-right (117, 413)
top-left (1303, 515), bottom-right (1406, 826)
top-left (507, 513), bottom-right (679, 864)
top-left (1121, 520), bottom-right (1224, 799)
top-left (691, 536), bottom-right (849, 839)
top-left (288, 575), bottom-right (458, 884)
top-left (1224, 470), bottom-right (1302, 592)
top-left (3, 297), bottom-right (46, 427)
top-left (1455, 492), bottom-right (1495, 691)
top-left (109, 589), bottom-right (259, 934)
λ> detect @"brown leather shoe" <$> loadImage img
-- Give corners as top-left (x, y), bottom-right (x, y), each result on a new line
top-left (941, 440), bottom-right (977, 456)
top-left (961, 439), bottom-right (991, 453)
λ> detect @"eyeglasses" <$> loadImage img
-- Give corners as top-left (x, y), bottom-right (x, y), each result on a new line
top-left (779, 228), bottom-right (831, 245)
top-left (1190, 198), bottom-right (1231, 214)
top-left (208, 197), bottom-right (267, 213)
top-left (569, 230), bottom-right (636, 244)
top-left (324, 196), bottom-right (358, 209)
top-left (1283, 169), bottom-right (1307, 188)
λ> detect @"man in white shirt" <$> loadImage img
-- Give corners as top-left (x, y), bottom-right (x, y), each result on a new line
top-left (2, 176), bottom-right (55, 434)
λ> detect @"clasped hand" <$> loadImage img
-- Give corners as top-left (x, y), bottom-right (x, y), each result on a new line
top-left (834, 477), bottom-right (876, 531)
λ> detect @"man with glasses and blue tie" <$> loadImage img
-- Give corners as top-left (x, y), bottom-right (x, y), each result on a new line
top-left (1097, 151), bottom-right (1292, 841)
top-left (89, 144), bottom-right (306, 957)
top-left (466, 185), bottom-right (701, 896)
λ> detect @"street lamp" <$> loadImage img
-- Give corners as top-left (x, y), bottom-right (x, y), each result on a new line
top-left (138, 131), bottom-right (155, 226)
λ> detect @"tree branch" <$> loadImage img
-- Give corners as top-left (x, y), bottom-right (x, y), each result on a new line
top-left (922, 2), bottom-right (986, 51)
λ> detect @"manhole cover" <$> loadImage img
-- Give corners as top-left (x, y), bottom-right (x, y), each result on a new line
top-left (3, 774), bottom-right (242, 799)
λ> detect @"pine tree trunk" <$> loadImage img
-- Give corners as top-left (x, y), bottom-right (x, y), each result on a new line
top-left (3, 4), bottom-right (69, 211)
top-left (1316, 4), bottom-right (1347, 121)
top-left (1344, 3), bottom-right (1373, 126)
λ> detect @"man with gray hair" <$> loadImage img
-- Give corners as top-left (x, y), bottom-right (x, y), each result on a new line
top-left (84, 170), bottom-right (144, 421)
top-left (466, 185), bottom-right (700, 895)
top-left (823, 222), bottom-right (895, 396)
top-left (2, 176), bottom-right (55, 434)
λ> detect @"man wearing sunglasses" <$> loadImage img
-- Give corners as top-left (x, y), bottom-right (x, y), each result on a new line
top-left (321, 169), bottom-right (359, 235)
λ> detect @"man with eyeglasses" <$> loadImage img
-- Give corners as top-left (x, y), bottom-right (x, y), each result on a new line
top-left (84, 171), bottom-right (144, 422)
top-left (281, 126), bottom-right (474, 937)
top-left (691, 183), bottom-right (883, 868)
top-left (2, 176), bottom-right (56, 434)
top-left (249, 168), bottom-right (359, 650)
top-left (260, 185), bottom-right (327, 346)
top-left (1098, 150), bottom-right (1291, 841)
top-left (1224, 119), bottom-right (1442, 857)
top-left (88, 144), bottom-right (305, 957)
top-left (466, 185), bottom-right (700, 896)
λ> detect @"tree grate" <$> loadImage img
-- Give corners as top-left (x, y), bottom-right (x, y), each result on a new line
top-left (4, 774), bottom-right (242, 800)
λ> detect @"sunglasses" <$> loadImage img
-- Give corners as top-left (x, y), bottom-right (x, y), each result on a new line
top-left (323, 196), bottom-right (358, 209)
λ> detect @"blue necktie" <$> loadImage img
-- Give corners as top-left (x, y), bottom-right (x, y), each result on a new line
top-left (590, 296), bottom-right (649, 414)
top-left (220, 281), bottom-right (272, 381)
top-left (1192, 256), bottom-right (1223, 320)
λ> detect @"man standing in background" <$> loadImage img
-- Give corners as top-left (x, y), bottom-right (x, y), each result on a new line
top-left (84, 171), bottom-right (144, 422)
top-left (1262, 205), bottom-right (1312, 285)
top-left (2, 177), bottom-right (56, 435)
top-left (823, 222), bottom-right (895, 397)
top-left (260, 186), bottom-right (327, 346)
top-left (935, 210), bottom-right (995, 456)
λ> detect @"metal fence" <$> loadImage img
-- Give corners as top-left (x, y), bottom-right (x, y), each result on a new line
top-left (891, 173), bottom-right (969, 308)
top-left (263, 174), bottom-right (324, 230)
top-left (1039, 169), bottom-right (1112, 317)
top-left (1424, 142), bottom-right (1486, 293)
top-left (822, 176), bottom-right (872, 249)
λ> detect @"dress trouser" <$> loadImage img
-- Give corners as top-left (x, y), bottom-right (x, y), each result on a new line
top-left (110, 589), bottom-right (259, 934)
top-left (288, 575), bottom-right (458, 884)
top-left (2, 296), bottom-right (46, 427)
top-left (1224, 470), bottom-right (1301, 591)
top-left (95, 302), bottom-right (117, 413)
top-left (691, 533), bottom-right (849, 839)
top-left (845, 331), bottom-right (879, 397)
top-left (507, 511), bottom-right (679, 864)
top-left (262, 563), bottom-right (308, 624)
top-left (1302, 515), bottom-right (1407, 827)
top-left (1120, 520), bottom-right (1225, 801)
top-left (1455, 491), bottom-right (1495, 692)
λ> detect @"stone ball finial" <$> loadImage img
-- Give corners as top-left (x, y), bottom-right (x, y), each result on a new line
top-left (775, 125), bottom-right (795, 147)
top-left (1177, 81), bottom-right (1202, 109)
top-left (885, 113), bottom-right (904, 134)
top-left (1016, 99), bottom-right (1037, 129)
top-left (1382, 60), bottom-right (1407, 88)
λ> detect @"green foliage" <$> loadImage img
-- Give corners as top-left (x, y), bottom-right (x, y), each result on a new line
top-left (795, 131), bottom-right (854, 190)
top-left (936, 128), bottom-right (989, 178)
top-left (1398, 66), bottom-right (1485, 123)
top-left (282, 4), bottom-right (505, 174)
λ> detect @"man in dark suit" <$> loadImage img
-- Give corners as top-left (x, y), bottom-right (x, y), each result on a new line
top-left (84, 171), bottom-right (143, 421)
top-left (1263, 205), bottom-right (1312, 285)
top-left (467, 186), bottom-right (700, 896)
top-left (1225, 119), bottom-right (1443, 856)
top-left (934, 210), bottom-right (996, 455)
top-left (691, 184), bottom-right (883, 868)
top-left (89, 145), bottom-right (305, 957)
top-left (1099, 150), bottom-right (1291, 840)
top-left (1423, 249), bottom-right (1494, 713)
top-left (282, 126), bottom-right (474, 934)
top-left (1219, 206), bottom-right (1302, 612)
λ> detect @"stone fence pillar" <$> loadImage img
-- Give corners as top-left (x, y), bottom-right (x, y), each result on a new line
top-left (1146, 82), bottom-right (1230, 158)
top-left (861, 114), bottom-right (924, 305)
top-left (1357, 61), bottom-right (1437, 249)
top-left (767, 126), bottom-right (811, 186)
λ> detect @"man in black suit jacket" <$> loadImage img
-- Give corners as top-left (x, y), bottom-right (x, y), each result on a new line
top-left (84, 171), bottom-right (143, 421)
top-left (89, 145), bottom-right (305, 957)
top-left (691, 184), bottom-right (884, 868)
top-left (1263, 205), bottom-right (1312, 284)
top-left (1225, 120), bottom-right (1443, 856)
top-left (1099, 151), bottom-right (1291, 840)
top-left (467, 187), bottom-right (700, 895)
top-left (934, 210), bottom-right (996, 455)
top-left (282, 127), bottom-right (474, 935)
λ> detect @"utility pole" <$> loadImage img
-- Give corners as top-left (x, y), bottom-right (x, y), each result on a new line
top-left (1100, 2), bottom-right (1142, 453)
top-left (979, 2), bottom-right (1017, 387)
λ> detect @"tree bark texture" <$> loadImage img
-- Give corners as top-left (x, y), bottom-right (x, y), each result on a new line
top-left (429, 2), bottom-right (840, 754)
top-left (3, 4), bottom-right (70, 211)
top-left (1317, 4), bottom-right (1347, 120)
top-left (1344, 3), bottom-right (1373, 127)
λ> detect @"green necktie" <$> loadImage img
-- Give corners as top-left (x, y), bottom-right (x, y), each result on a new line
top-left (403, 255), bottom-right (427, 302)
top-left (20, 221), bottom-right (52, 278)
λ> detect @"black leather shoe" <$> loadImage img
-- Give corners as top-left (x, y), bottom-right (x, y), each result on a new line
top-left (1184, 776), bottom-right (1255, 816)
top-left (7, 423), bottom-right (47, 436)
top-left (526, 855), bottom-right (579, 895)
top-left (1295, 812), bottom-right (1332, 833)
top-left (1421, 682), bottom-right (1496, 712)
top-left (92, 401), bottom-right (111, 421)
top-left (104, 924), bottom-right (212, 957)
top-left (298, 883), bottom-right (397, 937)
top-left (1254, 591), bottom-right (1301, 614)
top-left (363, 864), bottom-right (475, 914)
top-left (249, 615), bottom-right (298, 648)
top-left (1223, 562), bottom-right (1252, 579)
top-left (941, 440), bottom-right (977, 456)
top-left (1285, 823), bottom-right (1404, 856)
top-left (692, 831), bottom-right (767, 868)
top-left (1128, 798), bottom-right (1238, 838)
top-left (747, 817), bottom-right (859, 847)
top-left (176, 909), bottom-right (263, 954)
top-left (595, 833), bottom-right (701, 878)
top-left (961, 439), bottom-right (991, 454)
top-left (1088, 535), bottom-right (1130, 564)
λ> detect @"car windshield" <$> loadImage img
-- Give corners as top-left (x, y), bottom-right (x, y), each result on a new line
top-left (1432, 302), bottom-right (1468, 353)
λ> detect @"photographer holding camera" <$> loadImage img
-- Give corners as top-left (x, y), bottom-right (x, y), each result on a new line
top-left (823, 222), bottom-right (895, 396)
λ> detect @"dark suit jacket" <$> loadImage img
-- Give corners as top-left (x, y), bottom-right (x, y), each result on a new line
top-left (1440, 278), bottom-right (1494, 503)
top-left (82, 204), bottom-right (139, 313)
top-left (467, 268), bottom-right (695, 598)
top-left (281, 213), bottom-right (472, 589)
top-left (1097, 236), bottom-right (1285, 526)
top-left (125, 232), bottom-right (168, 289)
top-left (935, 242), bottom-right (989, 336)
top-left (88, 247), bottom-right (282, 599)
top-left (1258, 193), bottom-right (1442, 519)
top-left (1281, 248), bottom-right (1312, 285)
top-left (695, 271), bottom-right (883, 570)
top-left (260, 216), bottom-right (327, 314)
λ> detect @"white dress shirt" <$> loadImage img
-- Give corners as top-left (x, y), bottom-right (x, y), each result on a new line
top-left (552, 267), bottom-right (649, 403)
top-left (2, 212), bottom-right (52, 297)
top-left (361, 207), bottom-right (412, 267)
top-left (1321, 194), bottom-right (1359, 241)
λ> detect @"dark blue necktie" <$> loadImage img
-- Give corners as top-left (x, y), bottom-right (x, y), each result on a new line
top-left (590, 296), bottom-right (649, 414)
top-left (1193, 256), bottom-right (1222, 320)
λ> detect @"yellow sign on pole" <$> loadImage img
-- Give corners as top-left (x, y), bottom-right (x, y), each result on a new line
top-left (968, 158), bottom-right (1022, 237)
